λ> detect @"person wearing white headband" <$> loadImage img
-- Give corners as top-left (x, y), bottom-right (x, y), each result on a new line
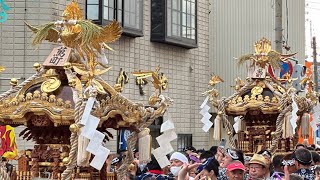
top-left (170, 152), bottom-right (189, 178)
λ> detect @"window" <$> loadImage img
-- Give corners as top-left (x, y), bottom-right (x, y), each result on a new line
top-left (177, 134), bottom-right (192, 152)
top-left (86, 0), bottom-right (143, 37)
top-left (151, 0), bottom-right (197, 48)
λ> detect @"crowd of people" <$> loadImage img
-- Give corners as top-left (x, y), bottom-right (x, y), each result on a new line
top-left (106, 144), bottom-right (320, 180)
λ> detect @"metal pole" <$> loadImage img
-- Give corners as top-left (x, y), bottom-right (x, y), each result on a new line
top-left (313, 36), bottom-right (318, 92)
top-left (275, 0), bottom-right (283, 53)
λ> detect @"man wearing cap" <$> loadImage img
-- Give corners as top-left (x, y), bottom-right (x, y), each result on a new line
top-left (226, 161), bottom-right (245, 180)
top-left (248, 154), bottom-right (267, 180)
top-left (293, 148), bottom-right (315, 180)
top-left (169, 152), bottom-right (189, 179)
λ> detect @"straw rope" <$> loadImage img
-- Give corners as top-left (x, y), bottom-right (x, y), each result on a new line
top-left (214, 83), bottom-right (252, 148)
top-left (61, 100), bottom-right (85, 180)
top-left (116, 99), bottom-right (168, 179)
top-left (269, 94), bottom-right (292, 153)
top-left (0, 68), bottom-right (46, 101)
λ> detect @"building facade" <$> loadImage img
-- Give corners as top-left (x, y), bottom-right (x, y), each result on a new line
top-left (0, 0), bottom-right (211, 153)
top-left (210, 0), bottom-right (305, 97)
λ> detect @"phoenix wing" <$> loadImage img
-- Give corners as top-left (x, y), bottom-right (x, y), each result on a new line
top-left (25, 22), bottom-right (59, 45)
top-left (98, 20), bottom-right (122, 43)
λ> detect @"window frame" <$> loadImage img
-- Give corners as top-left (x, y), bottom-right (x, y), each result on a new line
top-left (151, 0), bottom-right (198, 49)
top-left (86, 0), bottom-right (144, 37)
top-left (177, 134), bottom-right (193, 152)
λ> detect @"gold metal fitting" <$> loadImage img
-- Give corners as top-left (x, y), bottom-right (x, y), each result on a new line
top-left (145, 128), bottom-right (150, 134)
top-left (114, 83), bottom-right (122, 92)
top-left (33, 63), bottom-right (41, 72)
top-left (64, 62), bottom-right (72, 70)
top-left (69, 123), bottom-right (80, 133)
top-left (68, 78), bottom-right (76, 88)
top-left (62, 157), bottom-right (70, 164)
top-left (10, 78), bottom-right (18, 87)
top-left (227, 131), bottom-right (232, 135)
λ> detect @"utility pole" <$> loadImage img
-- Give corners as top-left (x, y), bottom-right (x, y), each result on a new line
top-left (275, 0), bottom-right (283, 53)
top-left (312, 36), bottom-right (318, 92)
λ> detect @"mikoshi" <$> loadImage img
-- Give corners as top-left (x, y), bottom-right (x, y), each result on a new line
top-left (0, 1), bottom-right (172, 180)
top-left (203, 38), bottom-right (318, 155)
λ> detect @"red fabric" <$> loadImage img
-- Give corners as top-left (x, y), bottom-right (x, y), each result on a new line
top-left (149, 170), bottom-right (164, 175)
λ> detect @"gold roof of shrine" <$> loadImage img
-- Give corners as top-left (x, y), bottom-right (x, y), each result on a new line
top-left (225, 77), bottom-right (287, 116)
top-left (0, 66), bottom-right (166, 129)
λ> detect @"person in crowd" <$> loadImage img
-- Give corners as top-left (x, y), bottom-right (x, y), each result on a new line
top-left (169, 152), bottom-right (189, 179)
top-left (311, 151), bottom-right (320, 166)
top-left (293, 148), bottom-right (314, 180)
top-left (244, 156), bottom-right (252, 174)
top-left (296, 144), bottom-right (307, 150)
top-left (184, 146), bottom-right (197, 154)
top-left (199, 151), bottom-right (214, 163)
top-left (195, 157), bottom-right (220, 180)
top-left (128, 161), bottom-right (138, 178)
top-left (219, 148), bottom-right (244, 180)
top-left (282, 152), bottom-right (297, 174)
top-left (210, 146), bottom-right (225, 165)
top-left (257, 150), bottom-right (273, 179)
top-left (270, 154), bottom-right (285, 180)
top-left (196, 149), bottom-right (205, 157)
top-left (132, 149), bottom-right (145, 176)
top-left (134, 149), bottom-right (140, 160)
top-left (226, 161), bottom-right (245, 180)
top-left (177, 162), bottom-right (201, 180)
top-left (185, 146), bottom-right (201, 164)
top-left (221, 148), bottom-right (245, 167)
top-left (209, 146), bottom-right (218, 156)
top-left (307, 147), bottom-right (315, 151)
top-left (248, 154), bottom-right (268, 179)
top-left (136, 155), bottom-right (173, 180)
top-left (106, 154), bottom-right (123, 172)
top-left (290, 174), bottom-right (305, 180)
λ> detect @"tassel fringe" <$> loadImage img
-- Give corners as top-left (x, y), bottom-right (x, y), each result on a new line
top-left (138, 129), bottom-right (152, 164)
top-left (77, 133), bottom-right (91, 166)
top-left (301, 113), bottom-right (310, 139)
top-left (213, 115), bottom-right (221, 141)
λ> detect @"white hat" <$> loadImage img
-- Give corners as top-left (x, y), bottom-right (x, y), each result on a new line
top-left (170, 152), bottom-right (189, 164)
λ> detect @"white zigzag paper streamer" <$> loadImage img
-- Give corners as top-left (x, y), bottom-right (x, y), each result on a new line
top-left (290, 94), bottom-right (298, 134)
top-left (153, 113), bottom-right (177, 168)
top-left (233, 116), bottom-right (241, 133)
top-left (80, 98), bottom-right (110, 170)
top-left (311, 103), bottom-right (320, 131)
top-left (200, 96), bottom-right (213, 132)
